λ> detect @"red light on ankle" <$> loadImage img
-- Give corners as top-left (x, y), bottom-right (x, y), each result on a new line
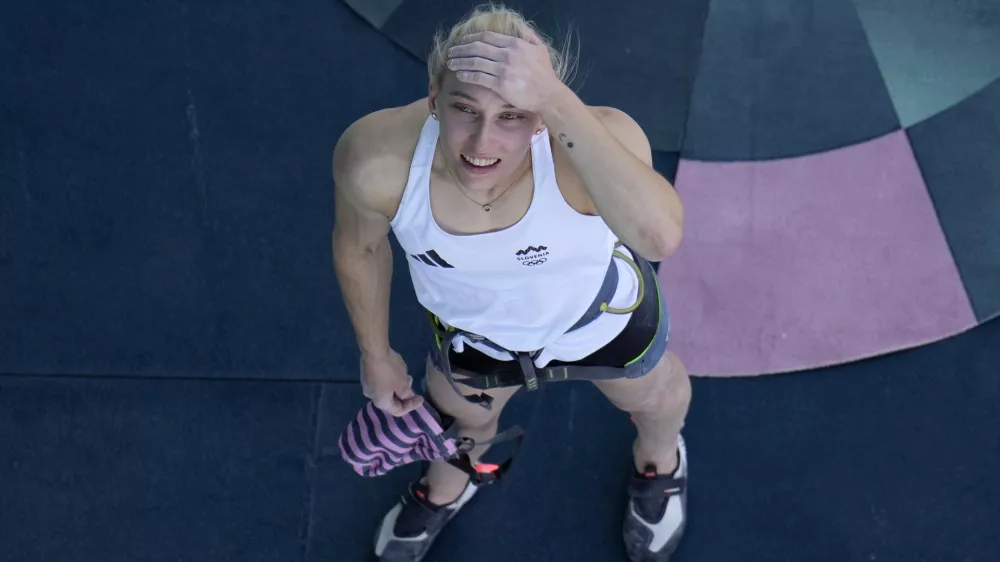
top-left (475, 463), bottom-right (500, 473)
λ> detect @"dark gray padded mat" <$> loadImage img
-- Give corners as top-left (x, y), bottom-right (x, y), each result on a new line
top-left (0, 0), bottom-right (429, 380)
top-left (0, 375), bottom-right (319, 562)
top-left (907, 78), bottom-right (1000, 323)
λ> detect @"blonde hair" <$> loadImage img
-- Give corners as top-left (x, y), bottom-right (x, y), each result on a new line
top-left (427, 2), bottom-right (579, 87)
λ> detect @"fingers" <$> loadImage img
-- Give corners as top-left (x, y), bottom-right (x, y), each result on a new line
top-left (448, 40), bottom-right (506, 62)
top-left (394, 376), bottom-right (425, 412)
top-left (371, 376), bottom-right (423, 417)
top-left (378, 393), bottom-right (424, 417)
top-left (455, 31), bottom-right (516, 48)
top-left (447, 41), bottom-right (505, 79)
top-left (398, 394), bottom-right (425, 414)
top-left (396, 376), bottom-right (417, 399)
top-left (448, 56), bottom-right (501, 78)
top-left (455, 71), bottom-right (500, 91)
top-left (373, 393), bottom-right (402, 416)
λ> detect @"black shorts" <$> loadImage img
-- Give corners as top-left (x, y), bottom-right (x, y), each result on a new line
top-left (442, 255), bottom-right (668, 378)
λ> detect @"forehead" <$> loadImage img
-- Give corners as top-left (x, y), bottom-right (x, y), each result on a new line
top-left (442, 77), bottom-right (516, 109)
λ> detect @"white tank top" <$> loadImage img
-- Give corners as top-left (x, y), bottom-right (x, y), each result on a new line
top-left (389, 116), bottom-right (639, 367)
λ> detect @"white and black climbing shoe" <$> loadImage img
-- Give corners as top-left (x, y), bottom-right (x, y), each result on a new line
top-left (623, 435), bottom-right (688, 562)
top-left (373, 479), bottom-right (477, 561)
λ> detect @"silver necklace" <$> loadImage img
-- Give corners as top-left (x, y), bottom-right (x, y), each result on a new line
top-left (453, 153), bottom-right (530, 212)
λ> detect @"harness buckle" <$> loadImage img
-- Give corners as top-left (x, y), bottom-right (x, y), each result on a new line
top-left (516, 352), bottom-right (539, 392)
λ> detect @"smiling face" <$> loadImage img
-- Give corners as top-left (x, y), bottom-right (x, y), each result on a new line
top-left (429, 72), bottom-right (543, 192)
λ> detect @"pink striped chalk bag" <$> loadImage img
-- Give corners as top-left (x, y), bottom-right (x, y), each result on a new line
top-left (335, 400), bottom-right (524, 487)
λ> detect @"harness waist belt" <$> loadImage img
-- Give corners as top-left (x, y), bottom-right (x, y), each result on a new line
top-left (427, 245), bottom-right (665, 410)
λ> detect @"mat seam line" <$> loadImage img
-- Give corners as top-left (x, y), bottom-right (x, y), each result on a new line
top-left (299, 383), bottom-right (323, 562)
top-left (0, 371), bottom-right (362, 384)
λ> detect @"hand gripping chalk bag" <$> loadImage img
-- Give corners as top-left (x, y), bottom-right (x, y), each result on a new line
top-left (333, 399), bottom-right (524, 487)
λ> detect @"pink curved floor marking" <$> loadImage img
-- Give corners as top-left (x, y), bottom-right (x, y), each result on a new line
top-left (659, 130), bottom-right (977, 377)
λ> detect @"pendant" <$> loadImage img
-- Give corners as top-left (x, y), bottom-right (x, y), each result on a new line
top-left (483, 204), bottom-right (492, 212)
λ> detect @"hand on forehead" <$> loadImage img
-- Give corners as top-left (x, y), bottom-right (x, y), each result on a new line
top-left (445, 28), bottom-right (561, 113)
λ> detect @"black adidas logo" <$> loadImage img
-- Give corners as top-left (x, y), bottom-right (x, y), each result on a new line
top-left (515, 245), bottom-right (547, 256)
top-left (410, 250), bottom-right (453, 268)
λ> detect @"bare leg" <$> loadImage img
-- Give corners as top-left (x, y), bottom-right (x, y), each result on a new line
top-left (593, 351), bottom-right (691, 474)
top-left (420, 354), bottom-right (521, 505)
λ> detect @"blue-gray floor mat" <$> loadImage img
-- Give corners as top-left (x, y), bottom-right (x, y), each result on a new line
top-left (1, 0), bottom-right (428, 380)
top-left (0, 376), bottom-right (319, 562)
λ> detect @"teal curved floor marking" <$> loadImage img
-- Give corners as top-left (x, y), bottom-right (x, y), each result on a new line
top-left (853, 0), bottom-right (1000, 128)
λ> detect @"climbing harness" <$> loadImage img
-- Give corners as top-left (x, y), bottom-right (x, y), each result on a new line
top-left (427, 243), bottom-right (669, 410)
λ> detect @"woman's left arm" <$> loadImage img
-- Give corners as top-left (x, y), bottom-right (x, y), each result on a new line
top-left (538, 86), bottom-right (684, 261)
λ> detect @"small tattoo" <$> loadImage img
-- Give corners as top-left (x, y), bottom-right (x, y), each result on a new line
top-left (567, 142), bottom-right (574, 148)
top-left (557, 133), bottom-right (573, 148)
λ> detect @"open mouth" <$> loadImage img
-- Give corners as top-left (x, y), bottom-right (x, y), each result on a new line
top-left (461, 153), bottom-right (500, 173)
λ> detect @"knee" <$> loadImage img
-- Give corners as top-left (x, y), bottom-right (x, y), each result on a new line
top-left (607, 352), bottom-right (691, 415)
top-left (664, 353), bottom-right (692, 412)
top-left (643, 353), bottom-right (690, 415)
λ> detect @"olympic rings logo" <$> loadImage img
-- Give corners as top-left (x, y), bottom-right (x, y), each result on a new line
top-left (521, 258), bottom-right (547, 266)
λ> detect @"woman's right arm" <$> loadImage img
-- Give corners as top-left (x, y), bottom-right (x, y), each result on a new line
top-left (331, 117), bottom-right (396, 361)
